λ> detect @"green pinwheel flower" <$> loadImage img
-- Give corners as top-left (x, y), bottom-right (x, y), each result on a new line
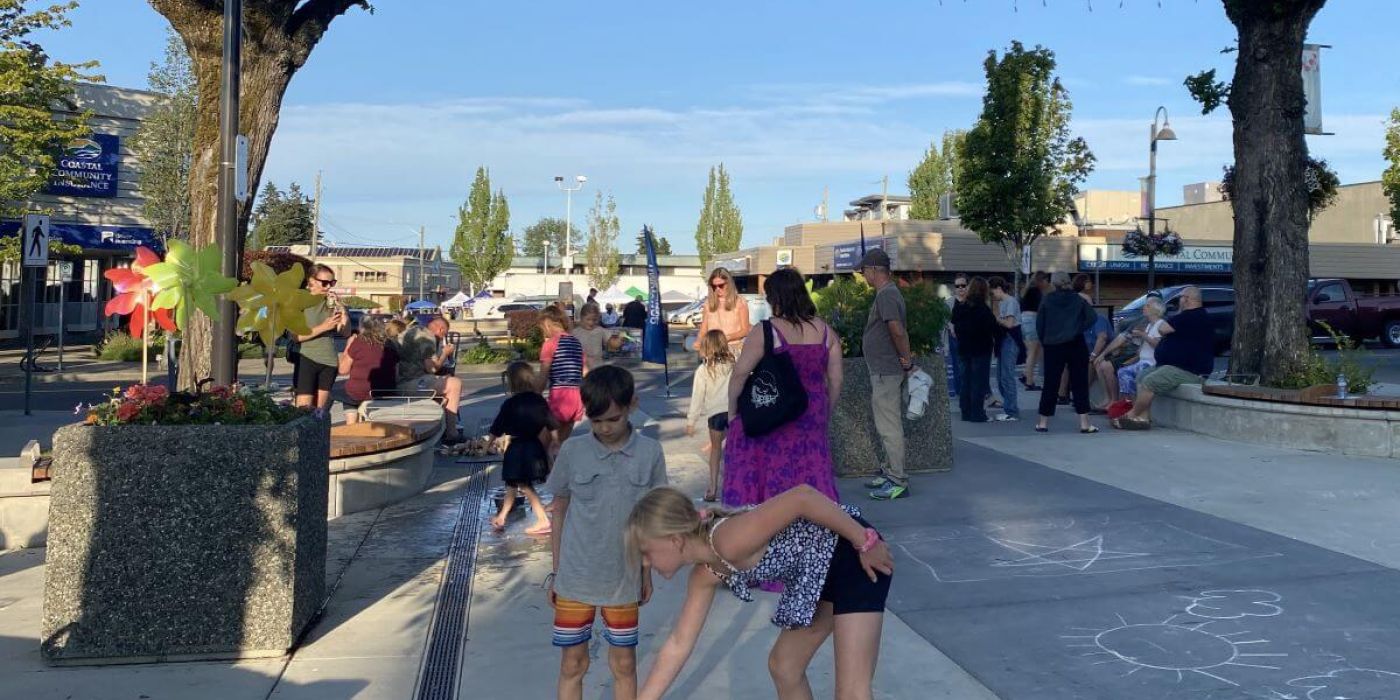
top-left (145, 240), bottom-right (238, 331)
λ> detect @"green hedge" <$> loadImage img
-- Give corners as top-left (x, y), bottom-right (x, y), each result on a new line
top-left (813, 278), bottom-right (949, 358)
top-left (94, 331), bottom-right (166, 362)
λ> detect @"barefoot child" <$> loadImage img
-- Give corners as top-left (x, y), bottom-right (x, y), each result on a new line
top-left (489, 361), bottom-right (554, 535)
top-left (540, 305), bottom-right (586, 449)
top-left (686, 330), bottom-right (734, 503)
top-left (627, 485), bottom-right (895, 700)
top-left (547, 365), bottom-right (668, 700)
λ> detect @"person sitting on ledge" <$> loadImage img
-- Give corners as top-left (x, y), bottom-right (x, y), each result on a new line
top-left (1113, 286), bottom-right (1214, 430)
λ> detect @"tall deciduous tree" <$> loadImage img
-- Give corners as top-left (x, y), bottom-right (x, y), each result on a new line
top-left (0, 0), bottom-right (97, 217)
top-left (694, 163), bottom-right (742, 264)
top-left (132, 28), bottom-right (196, 244)
top-left (634, 230), bottom-right (671, 256)
top-left (907, 130), bottom-right (964, 220)
top-left (1183, 0), bottom-right (1328, 386)
top-left (149, 0), bottom-right (371, 387)
top-left (1384, 108), bottom-right (1400, 230)
top-left (956, 42), bottom-right (1094, 282)
top-left (519, 216), bottom-right (578, 257)
top-left (450, 166), bottom-right (512, 295)
top-left (584, 191), bottom-right (620, 291)
top-left (247, 181), bottom-right (313, 249)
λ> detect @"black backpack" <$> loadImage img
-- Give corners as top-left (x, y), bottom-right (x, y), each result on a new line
top-left (737, 320), bottom-right (809, 437)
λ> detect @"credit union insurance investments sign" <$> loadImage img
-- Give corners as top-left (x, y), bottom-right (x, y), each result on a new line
top-left (45, 134), bottom-right (121, 198)
top-left (833, 239), bottom-right (885, 271)
top-left (1078, 243), bottom-right (1232, 274)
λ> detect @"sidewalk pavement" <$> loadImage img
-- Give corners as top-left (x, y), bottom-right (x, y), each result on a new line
top-left (2, 376), bottom-right (1399, 698)
top-left (0, 356), bottom-right (292, 387)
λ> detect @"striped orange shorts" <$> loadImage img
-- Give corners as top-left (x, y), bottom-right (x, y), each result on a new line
top-left (552, 596), bottom-right (639, 648)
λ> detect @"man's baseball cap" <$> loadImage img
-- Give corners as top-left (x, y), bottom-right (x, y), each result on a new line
top-left (858, 248), bottom-right (891, 270)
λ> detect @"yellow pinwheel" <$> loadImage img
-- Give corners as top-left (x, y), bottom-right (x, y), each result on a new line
top-left (145, 240), bottom-right (238, 332)
top-left (229, 261), bottom-right (321, 350)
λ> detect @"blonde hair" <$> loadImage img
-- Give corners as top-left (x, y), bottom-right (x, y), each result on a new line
top-left (539, 305), bottom-right (571, 333)
top-left (697, 329), bottom-right (734, 378)
top-left (626, 487), bottom-right (738, 570)
top-left (504, 361), bottom-right (540, 394)
top-left (706, 268), bottom-right (739, 313)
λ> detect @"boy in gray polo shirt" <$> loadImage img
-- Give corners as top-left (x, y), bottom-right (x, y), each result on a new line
top-left (546, 365), bottom-right (667, 700)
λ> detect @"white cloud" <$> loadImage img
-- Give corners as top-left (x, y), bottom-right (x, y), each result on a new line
top-left (1124, 75), bottom-right (1174, 87)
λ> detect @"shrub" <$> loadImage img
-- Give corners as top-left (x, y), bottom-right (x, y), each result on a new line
top-left (462, 337), bottom-right (513, 365)
top-left (339, 295), bottom-right (380, 310)
top-left (506, 309), bottom-right (541, 339)
top-left (1272, 323), bottom-right (1376, 394)
top-left (241, 249), bottom-right (312, 281)
top-left (813, 277), bottom-right (950, 358)
top-left (95, 331), bottom-right (165, 362)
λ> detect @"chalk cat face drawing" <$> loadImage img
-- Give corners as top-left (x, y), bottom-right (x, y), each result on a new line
top-left (750, 371), bottom-right (781, 408)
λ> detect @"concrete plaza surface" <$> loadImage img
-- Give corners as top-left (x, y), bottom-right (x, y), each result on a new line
top-left (0, 373), bottom-right (1397, 698)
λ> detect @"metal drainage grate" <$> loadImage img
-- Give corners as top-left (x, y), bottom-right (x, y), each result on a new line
top-left (416, 465), bottom-right (490, 700)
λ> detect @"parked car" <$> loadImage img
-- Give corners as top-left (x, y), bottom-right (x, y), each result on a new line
top-left (667, 300), bottom-right (704, 326)
top-left (741, 294), bottom-right (772, 323)
top-left (475, 300), bottom-right (544, 320)
top-left (1113, 285), bottom-right (1235, 355)
top-left (1307, 278), bottom-right (1400, 347)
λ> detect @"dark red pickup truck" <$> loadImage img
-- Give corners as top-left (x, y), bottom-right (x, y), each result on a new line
top-left (1307, 278), bottom-right (1400, 347)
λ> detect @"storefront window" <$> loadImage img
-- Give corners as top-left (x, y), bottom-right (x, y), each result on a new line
top-left (0, 261), bottom-right (18, 337)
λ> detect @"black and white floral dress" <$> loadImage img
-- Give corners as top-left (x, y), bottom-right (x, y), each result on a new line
top-left (706, 504), bottom-right (873, 630)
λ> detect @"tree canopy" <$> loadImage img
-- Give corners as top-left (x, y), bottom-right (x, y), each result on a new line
top-left (907, 130), bottom-right (965, 220)
top-left (247, 181), bottom-right (314, 250)
top-left (1384, 108), bottom-right (1400, 230)
top-left (584, 191), bottom-right (620, 291)
top-left (635, 230), bottom-right (672, 256)
top-left (449, 166), bottom-right (513, 294)
top-left (694, 164), bottom-right (742, 264)
top-left (132, 28), bottom-right (196, 244)
top-left (518, 216), bottom-right (578, 257)
top-left (956, 42), bottom-right (1094, 260)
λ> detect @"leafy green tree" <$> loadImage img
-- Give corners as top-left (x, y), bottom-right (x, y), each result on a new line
top-left (1384, 108), bottom-right (1400, 230)
top-left (694, 163), bottom-right (743, 264)
top-left (1180, 0), bottom-right (1328, 386)
top-left (584, 191), bottom-right (620, 291)
top-left (907, 131), bottom-right (964, 220)
top-left (956, 42), bottom-right (1094, 287)
top-left (149, 0), bottom-right (370, 388)
top-left (0, 0), bottom-right (98, 217)
top-left (450, 166), bottom-right (513, 294)
top-left (132, 28), bottom-right (196, 244)
top-left (247, 181), bottom-right (314, 250)
top-left (634, 230), bottom-right (672, 256)
top-left (519, 216), bottom-right (578, 257)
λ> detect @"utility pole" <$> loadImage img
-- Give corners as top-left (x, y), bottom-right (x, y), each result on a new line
top-left (309, 170), bottom-right (321, 261)
top-left (880, 175), bottom-right (889, 220)
top-left (417, 225), bottom-right (426, 301)
top-left (212, 0), bottom-right (242, 387)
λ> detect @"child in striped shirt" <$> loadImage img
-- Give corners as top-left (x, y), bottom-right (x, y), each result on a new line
top-left (540, 305), bottom-right (586, 449)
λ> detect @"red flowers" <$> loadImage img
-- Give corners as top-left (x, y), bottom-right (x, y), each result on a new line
top-left (103, 247), bottom-right (175, 338)
top-left (116, 402), bottom-right (142, 422)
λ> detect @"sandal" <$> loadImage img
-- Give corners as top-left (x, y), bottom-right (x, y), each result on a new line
top-left (1080, 426), bottom-right (1100, 434)
top-left (702, 492), bottom-right (718, 503)
top-left (1113, 417), bottom-right (1150, 431)
top-left (1034, 426), bottom-right (1048, 433)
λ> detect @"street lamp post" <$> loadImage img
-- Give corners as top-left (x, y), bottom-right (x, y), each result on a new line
top-left (542, 240), bottom-right (551, 297)
top-left (212, 0), bottom-right (243, 387)
top-left (1146, 106), bottom-right (1178, 291)
top-left (554, 175), bottom-right (587, 260)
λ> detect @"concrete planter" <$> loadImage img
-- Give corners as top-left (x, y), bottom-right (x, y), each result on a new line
top-left (831, 354), bottom-right (954, 477)
top-left (42, 414), bottom-right (330, 664)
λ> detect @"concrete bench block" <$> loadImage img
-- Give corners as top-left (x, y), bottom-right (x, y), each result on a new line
top-left (832, 354), bottom-right (954, 477)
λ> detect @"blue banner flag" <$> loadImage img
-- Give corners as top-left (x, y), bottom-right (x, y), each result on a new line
top-left (641, 226), bottom-right (669, 366)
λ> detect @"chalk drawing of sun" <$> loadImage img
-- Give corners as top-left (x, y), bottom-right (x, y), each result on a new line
top-left (1063, 613), bottom-right (1287, 687)
top-left (1285, 667), bottom-right (1400, 700)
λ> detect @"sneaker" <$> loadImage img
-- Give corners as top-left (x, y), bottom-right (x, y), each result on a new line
top-left (869, 482), bottom-right (909, 501)
top-left (994, 414), bottom-right (1019, 422)
top-left (864, 476), bottom-right (891, 489)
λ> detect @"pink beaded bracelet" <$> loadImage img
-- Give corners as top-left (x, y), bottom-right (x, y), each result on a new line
top-left (856, 527), bottom-right (881, 554)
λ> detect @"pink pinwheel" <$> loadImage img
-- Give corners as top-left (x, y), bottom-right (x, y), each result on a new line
top-left (103, 246), bottom-right (175, 338)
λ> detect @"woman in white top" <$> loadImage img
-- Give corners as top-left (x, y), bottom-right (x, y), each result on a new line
top-left (1092, 297), bottom-right (1166, 405)
top-left (686, 330), bottom-right (735, 502)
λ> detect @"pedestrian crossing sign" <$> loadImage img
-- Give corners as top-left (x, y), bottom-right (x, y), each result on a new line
top-left (22, 214), bottom-right (50, 267)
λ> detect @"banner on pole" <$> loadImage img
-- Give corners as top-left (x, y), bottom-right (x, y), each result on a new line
top-left (641, 226), bottom-right (668, 366)
top-left (1302, 44), bottom-right (1324, 135)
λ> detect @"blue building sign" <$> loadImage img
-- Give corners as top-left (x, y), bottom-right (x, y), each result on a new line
top-left (44, 134), bottom-right (121, 198)
top-left (1077, 243), bottom-right (1232, 275)
top-left (833, 239), bottom-right (885, 271)
top-left (0, 221), bottom-right (161, 253)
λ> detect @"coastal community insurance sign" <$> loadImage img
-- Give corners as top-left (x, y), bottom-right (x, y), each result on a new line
top-left (45, 134), bottom-right (121, 198)
top-left (1078, 243), bottom-right (1233, 274)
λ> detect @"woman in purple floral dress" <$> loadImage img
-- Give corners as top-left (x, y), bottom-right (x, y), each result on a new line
top-left (723, 268), bottom-right (843, 507)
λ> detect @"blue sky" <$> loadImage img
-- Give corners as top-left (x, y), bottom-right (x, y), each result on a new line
top-left (39, 0), bottom-right (1400, 253)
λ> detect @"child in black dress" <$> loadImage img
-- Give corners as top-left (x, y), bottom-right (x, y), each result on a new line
top-left (490, 361), bottom-right (555, 534)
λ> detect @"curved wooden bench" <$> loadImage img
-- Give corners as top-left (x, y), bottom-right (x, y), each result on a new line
top-left (326, 401), bottom-right (446, 518)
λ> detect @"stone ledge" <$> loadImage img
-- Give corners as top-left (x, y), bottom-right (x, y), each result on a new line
top-left (1154, 383), bottom-right (1400, 460)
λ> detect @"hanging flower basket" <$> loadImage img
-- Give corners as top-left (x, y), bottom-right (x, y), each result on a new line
top-left (1121, 228), bottom-right (1184, 258)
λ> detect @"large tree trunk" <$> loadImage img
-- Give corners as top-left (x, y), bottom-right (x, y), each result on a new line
top-left (149, 0), bottom-right (369, 389)
top-left (1224, 0), bottom-right (1326, 386)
